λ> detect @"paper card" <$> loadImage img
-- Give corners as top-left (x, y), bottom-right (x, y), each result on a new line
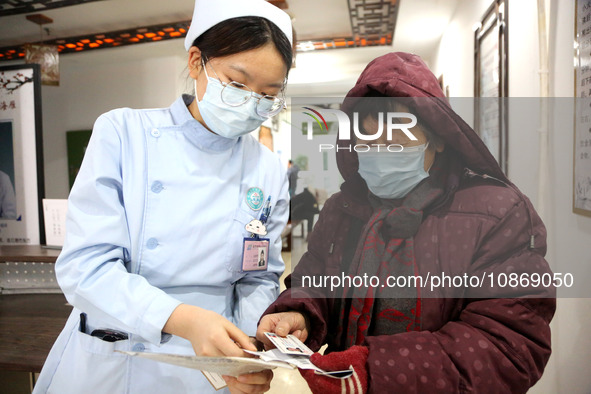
top-left (201, 371), bottom-right (227, 390)
top-left (314, 369), bottom-right (354, 379)
top-left (253, 348), bottom-right (317, 370)
top-left (264, 332), bottom-right (313, 356)
top-left (42, 198), bottom-right (68, 247)
top-left (243, 348), bottom-right (353, 379)
top-left (117, 350), bottom-right (293, 377)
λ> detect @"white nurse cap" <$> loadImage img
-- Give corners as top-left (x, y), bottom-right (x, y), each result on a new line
top-left (184, 0), bottom-right (293, 51)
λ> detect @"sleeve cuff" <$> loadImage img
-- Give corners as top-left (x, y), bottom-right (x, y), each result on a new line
top-left (138, 293), bottom-right (183, 345)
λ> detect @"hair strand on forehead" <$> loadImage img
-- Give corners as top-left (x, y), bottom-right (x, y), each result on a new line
top-left (192, 16), bottom-right (293, 73)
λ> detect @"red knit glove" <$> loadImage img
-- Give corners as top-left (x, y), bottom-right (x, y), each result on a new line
top-left (299, 346), bottom-right (369, 394)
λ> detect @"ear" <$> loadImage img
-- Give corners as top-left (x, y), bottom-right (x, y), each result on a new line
top-left (435, 142), bottom-right (445, 153)
top-left (188, 46), bottom-right (203, 80)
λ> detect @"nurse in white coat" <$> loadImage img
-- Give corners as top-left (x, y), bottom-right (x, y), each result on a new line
top-left (34, 1), bottom-right (293, 393)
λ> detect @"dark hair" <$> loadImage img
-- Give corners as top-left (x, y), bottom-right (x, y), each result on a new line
top-left (192, 16), bottom-right (293, 73)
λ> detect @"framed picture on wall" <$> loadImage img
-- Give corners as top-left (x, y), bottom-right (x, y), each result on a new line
top-left (474, 0), bottom-right (508, 174)
top-left (0, 64), bottom-right (45, 244)
top-left (574, 0), bottom-right (591, 216)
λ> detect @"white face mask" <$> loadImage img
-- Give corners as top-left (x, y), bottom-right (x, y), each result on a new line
top-left (357, 143), bottom-right (430, 199)
top-left (194, 70), bottom-right (268, 139)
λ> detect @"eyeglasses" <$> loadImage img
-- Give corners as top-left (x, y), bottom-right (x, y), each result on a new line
top-left (203, 59), bottom-right (286, 117)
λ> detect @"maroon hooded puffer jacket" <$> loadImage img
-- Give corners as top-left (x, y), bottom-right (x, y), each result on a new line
top-left (263, 53), bottom-right (555, 393)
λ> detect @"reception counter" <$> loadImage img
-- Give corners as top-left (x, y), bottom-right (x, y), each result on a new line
top-left (0, 246), bottom-right (70, 375)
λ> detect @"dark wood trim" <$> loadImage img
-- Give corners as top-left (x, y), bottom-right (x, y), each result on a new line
top-left (0, 293), bottom-right (71, 372)
top-left (474, 0), bottom-right (509, 174)
top-left (0, 246), bottom-right (60, 263)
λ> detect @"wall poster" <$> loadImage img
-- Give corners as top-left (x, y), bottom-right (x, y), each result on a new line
top-left (474, 0), bottom-right (508, 173)
top-left (575, 0), bottom-right (591, 216)
top-left (0, 64), bottom-right (45, 244)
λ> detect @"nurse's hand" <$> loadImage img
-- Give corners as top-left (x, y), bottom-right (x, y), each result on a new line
top-left (163, 304), bottom-right (256, 357)
top-left (223, 370), bottom-right (273, 394)
top-left (256, 311), bottom-right (310, 349)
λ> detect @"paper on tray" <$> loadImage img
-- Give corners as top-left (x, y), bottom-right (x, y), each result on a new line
top-left (201, 371), bottom-right (228, 391)
top-left (117, 351), bottom-right (294, 377)
top-left (118, 331), bottom-right (353, 388)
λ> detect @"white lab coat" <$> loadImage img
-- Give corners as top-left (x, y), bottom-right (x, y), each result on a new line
top-left (34, 95), bottom-right (289, 394)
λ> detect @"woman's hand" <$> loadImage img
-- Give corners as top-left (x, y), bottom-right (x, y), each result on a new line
top-left (223, 370), bottom-right (273, 394)
top-left (256, 311), bottom-right (310, 349)
top-left (163, 304), bottom-right (256, 357)
top-left (164, 305), bottom-right (274, 392)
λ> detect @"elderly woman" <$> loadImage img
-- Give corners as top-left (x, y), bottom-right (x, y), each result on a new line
top-left (258, 52), bottom-right (555, 393)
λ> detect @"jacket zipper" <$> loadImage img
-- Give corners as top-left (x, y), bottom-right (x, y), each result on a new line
top-left (464, 168), bottom-right (536, 250)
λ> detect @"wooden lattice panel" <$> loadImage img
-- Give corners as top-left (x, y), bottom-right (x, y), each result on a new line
top-left (0, 20), bottom-right (190, 61)
top-left (0, 0), bottom-right (104, 17)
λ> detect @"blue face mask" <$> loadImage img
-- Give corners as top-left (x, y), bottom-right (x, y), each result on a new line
top-left (195, 74), bottom-right (267, 139)
top-left (357, 143), bottom-right (430, 199)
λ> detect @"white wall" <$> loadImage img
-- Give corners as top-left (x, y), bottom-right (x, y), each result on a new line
top-left (35, 44), bottom-right (253, 198)
top-left (41, 40), bottom-right (188, 198)
top-left (544, 1), bottom-right (591, 392)
top-left (433, 0), bottom-right (490, 97)
top-left (434, 1), bottom-right (591, 393)
top-left (286, 46), bottom-right (397, 97)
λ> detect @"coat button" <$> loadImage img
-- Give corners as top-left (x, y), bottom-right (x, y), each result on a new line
top-left (132, 343), bottom-right (145, 352)
top-left (151, 181), bottom-right (163, 193)
top-left (343, 202), bottom-right (349, 208)
top-left (150, 128), bottom-right (161, 138)
top-left (146, 238), bottom-right (158, 250)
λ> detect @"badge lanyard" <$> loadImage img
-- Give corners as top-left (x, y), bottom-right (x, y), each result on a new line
top-left (241, 196), bottom-right (272, 272)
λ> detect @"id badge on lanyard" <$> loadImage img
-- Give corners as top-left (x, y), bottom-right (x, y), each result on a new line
top-left (241, 237), bottom-right (270, 272)
top-left (242, 189), bottom-right (272, 272)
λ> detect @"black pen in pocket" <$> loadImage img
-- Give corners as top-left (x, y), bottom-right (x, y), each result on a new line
top-left (79, 312), bottom-right (87, 334)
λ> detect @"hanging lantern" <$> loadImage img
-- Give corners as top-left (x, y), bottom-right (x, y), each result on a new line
top-left (25, 43), bottom-right (59, 86)
top-left (24, 14), bottom-right (59, 86)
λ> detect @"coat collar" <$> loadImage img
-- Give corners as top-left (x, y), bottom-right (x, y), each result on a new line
top-left (170, 94), bottom-right (240, 152)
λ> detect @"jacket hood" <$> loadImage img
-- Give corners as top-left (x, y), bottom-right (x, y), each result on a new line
top-left (337, 52), bottom-right (508, 200)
